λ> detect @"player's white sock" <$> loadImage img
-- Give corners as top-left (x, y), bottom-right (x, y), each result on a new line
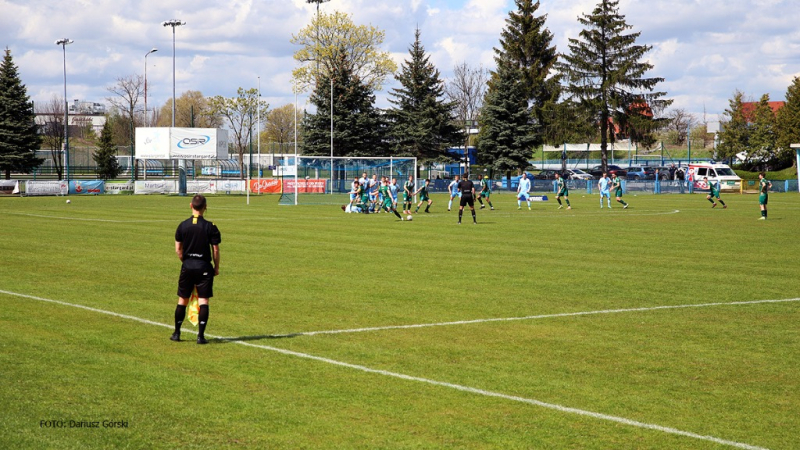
top-left (527, 201), bottom-right (531, 208)
top-left (517, 200), bottom-right (521, 207)
top-left (448, 200), bottom-right (452, 209)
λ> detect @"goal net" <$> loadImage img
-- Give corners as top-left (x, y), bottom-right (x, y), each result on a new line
top-left (279, 156), bottom-right (417, 205)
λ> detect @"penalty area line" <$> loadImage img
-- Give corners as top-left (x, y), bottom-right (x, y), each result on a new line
top-left (297, 297), bottom-right (800, 336)
top-left (0, 288), bottom-right (772, 450)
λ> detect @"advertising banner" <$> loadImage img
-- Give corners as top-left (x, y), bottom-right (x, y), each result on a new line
top-left (135, 127), bottom-right (170, 159)
top-left (249, 179), bottom-right (326, 194)
top-left (135, 128), bottom-right (229, 160)
top-left (134, 180), bottom-right (177, 194)
top-left (217, 179), bottom-right (245, 193)
top-left (187, 180), bottom-right (217, 194)
top-left (69, 180), bottom-right (104, 195)
top-left (250, 178), bottom-right (282, 194)
top-left (105, 181), bottom-right (134, 194)
top-left (26, 181), bottom-right (68, 196)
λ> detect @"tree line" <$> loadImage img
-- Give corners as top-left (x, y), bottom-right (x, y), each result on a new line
top-left (2, 0), bottom-right (798, 182)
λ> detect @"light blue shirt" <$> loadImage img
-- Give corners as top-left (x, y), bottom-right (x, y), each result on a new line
top-left (389, 183), bottom-right (398, 200)
top-left (598, 177), bottom-right (610, 191)
top-left (518, 177), bottom-right (531, 193)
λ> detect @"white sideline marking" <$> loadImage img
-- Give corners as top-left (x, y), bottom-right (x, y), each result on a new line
top-left (298, 298), bottom-right (800, 336)
top-left (7, 212), bottom-right (175, 223)
top-left (0, 288), bottom-right (774, 450)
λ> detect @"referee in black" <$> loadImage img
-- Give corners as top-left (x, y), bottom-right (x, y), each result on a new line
top-left (172, 194), bottom-right (221, 344)
top-left (457, 174), bottom-right (477, 224)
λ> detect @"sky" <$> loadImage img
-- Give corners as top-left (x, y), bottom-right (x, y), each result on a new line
top-left (2, 0), bottom-right (800, 123)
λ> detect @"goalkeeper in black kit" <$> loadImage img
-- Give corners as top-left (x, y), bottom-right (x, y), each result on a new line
top-left (457, 176), bottom-right (477, 224)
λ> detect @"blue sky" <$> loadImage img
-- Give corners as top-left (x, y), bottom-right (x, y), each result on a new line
top-left (2, 0), bottom-right (799, 122)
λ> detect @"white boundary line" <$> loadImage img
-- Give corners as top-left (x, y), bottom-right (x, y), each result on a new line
top-left (0, 288), bottom-right (774, 450)
top-left (296, 298), bottom-right (800, 336)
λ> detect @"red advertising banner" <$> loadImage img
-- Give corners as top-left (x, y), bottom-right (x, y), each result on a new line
top-left (249, 179), bottom-right (326, 194)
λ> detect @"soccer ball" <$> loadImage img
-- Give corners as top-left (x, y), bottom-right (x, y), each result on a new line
top-left (406, 215), bottom-right (413, 221)
top-left (66, 199), bottom-right (71, 204)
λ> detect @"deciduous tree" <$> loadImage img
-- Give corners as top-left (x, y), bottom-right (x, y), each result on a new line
top-left (35, 95), bottom-right (66, 179)
top-left (291, 11), bottom-right (397, 92)
top-left (776, 76), bottom-right (800, 168)
top-left (208, 88), bottom-right (269, 178)
top-left (156, 90), bottom-right (221, 128)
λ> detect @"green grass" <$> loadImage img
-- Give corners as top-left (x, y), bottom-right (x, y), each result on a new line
top-left (2, 192), bottom-right (798, 449)
top-left (735, 166), bottom-right (798, 180)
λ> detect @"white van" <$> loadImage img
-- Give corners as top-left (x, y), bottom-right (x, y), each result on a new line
top-left (686, 163), bottom-right (741, 191)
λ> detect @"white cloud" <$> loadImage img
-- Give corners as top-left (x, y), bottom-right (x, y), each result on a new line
top-left (2, 0), bottom-right (800, 119)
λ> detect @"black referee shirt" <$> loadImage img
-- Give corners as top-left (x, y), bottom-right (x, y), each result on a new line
top-left (458, 179), bottom-right (475, 196)
top-left (175, 215), bottom-right (221, 268)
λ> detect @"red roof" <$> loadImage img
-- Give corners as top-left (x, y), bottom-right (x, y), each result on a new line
top-left (741, 101), bottom-right (785, 122)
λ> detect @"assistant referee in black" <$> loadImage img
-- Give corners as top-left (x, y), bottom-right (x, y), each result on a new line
top-left (457, 174), bottom-right (477, 224)
top-left (172, 194), bottom-right (221, 344)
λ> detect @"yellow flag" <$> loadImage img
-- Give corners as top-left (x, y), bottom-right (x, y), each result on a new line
top-left (187, 289), bottom-right (200, 326)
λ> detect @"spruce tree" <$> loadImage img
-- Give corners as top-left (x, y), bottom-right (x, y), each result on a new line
top-left (558, 0), bottom-right (671, 172)
top-left (301, 53), bottom-right (385, 157)
top-left (387, 28), bottom-right (462, 167)
top-left (493, 0), bottom-right (559, 142)
top-left (776, 77), bottom-right (800, 168)
top-left (477, 59), bottom-right (536, 187)
top-left (716, 91), bottom-right (749, 163)
top-left (93, 119), bottom-right (121, 180)
top-left (0, 48), bottom-right (43, 179)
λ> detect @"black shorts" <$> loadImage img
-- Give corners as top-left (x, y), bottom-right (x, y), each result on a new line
top-left (177, 261), bottom-right (215, 299)
top-left (460, 195), bottom-right (474, 207)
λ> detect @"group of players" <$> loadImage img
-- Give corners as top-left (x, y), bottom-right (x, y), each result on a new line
top-left (342, 169), bottom-right (775, 221)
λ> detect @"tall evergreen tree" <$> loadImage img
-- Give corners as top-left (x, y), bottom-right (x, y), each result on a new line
top-left (557, 0), bottom-right (671, 172)
top-left (477, 59), bottom-right (536, 187)
top-left (387, 28), bottom-right (462, 168)
top-left (493, 0), bottom-right (559, 143)
top-left (93, 119), bottom-right (121, 180)
top-left (301, 52), bottom-right (385, 157)
top-left (749, 94), bottom-right (778, 170)
top-left (716, 90), bottom-right (749, 163)
top-left (0, 48), bottom-right (43, 179)
top-left (776, 76), bottom-right (800, 168)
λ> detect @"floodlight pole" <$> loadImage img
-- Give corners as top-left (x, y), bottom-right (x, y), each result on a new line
top-left (163, 19), bottom-right (186, 195)
top-left (55, 38), bottom-right (73, 182)
top-left (144, 48), bottom-right (157, 127)
top-left (257, 76), bottom-right (261, 187)
top-left (330, 76), bottom-right (333, 194)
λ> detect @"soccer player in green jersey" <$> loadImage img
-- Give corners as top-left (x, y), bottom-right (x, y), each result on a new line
top-left (611, 172), bottom-right (629, 208)
top-left (414, 179), bottom-right (433, 213)
top-left (554, 172), bottom-right (571, 210)
top-left (703, 177), bottom-right (727, 209)
top-left (758, 172), bottom-right (772, 220)
top-left (378, 179), bottom-right (404, 220)
top-left (477, 175), bottom-right (494, 209)
top-left (403, 175), bottom-right (414, 214)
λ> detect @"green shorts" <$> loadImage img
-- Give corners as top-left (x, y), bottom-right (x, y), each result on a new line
top-left (481, 191), bottom-right (491, 198)
top-left (420, 195), bottom-right (430, 202)
top-left (708, 192), bottom-right (720, 199)
top-left (557, 189), bottom-right (568, 197)
top-left (759, 194), bottom-right (768, 205)
top-left (615, 189), bottom-right (623, 198)
top-left (403, 193), bottom-right (412, 202)
top-left (382, 198), bottom-right (394, 209)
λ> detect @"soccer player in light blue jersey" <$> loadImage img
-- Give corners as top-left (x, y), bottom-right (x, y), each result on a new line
top-left (517, 172), bottom-right (531, 210)
top-left (389, 178), bottom-right (399, 210)
top-left (598, 172), bottom-right (612, 208)
top-left (447, 174), bottom-right (461, 211)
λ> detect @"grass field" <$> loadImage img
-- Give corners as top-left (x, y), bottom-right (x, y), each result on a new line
top-left (2, 191), bottom-right (798, 449)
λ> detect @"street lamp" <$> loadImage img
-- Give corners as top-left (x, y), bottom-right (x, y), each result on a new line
top-left (144, 48), bottom-right (157, 127)
top-left (55, 38), bottom-right (73, 182)
top-left (162, 19), bottom-right (186, 195)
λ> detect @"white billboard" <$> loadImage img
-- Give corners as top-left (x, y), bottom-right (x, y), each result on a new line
top-left (135, 128), bottom-right (229, 160)
top-left (135, 127), bottom-right (170, 159)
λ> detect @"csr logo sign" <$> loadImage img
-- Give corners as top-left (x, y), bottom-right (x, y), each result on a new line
top-left (177, 136), bottom-right (211, 149)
